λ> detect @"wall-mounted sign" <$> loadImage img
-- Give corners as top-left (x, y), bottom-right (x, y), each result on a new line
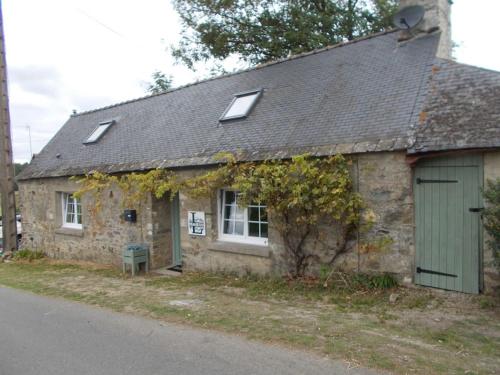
top-left (188, 211), bottom-right (206, 236)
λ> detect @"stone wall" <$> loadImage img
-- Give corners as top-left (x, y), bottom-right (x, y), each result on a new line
top-left (18, 177), bottom-right (172, 269)
top-left (178, 152), bottom-right (416, 282)
top-left (338, 152), bottom-right (415, 283)
top-left (18, 150), bottom-right (499, 293)
top-left (484, 151), bottom-right (500, 294)
top-left (18, 152), bottom-right (415, 279)
top-left (179, 189), bottom-right (275, 276)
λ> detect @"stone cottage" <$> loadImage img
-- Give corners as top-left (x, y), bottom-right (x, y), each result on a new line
top-left (17, 0), bottom-right (500, 293)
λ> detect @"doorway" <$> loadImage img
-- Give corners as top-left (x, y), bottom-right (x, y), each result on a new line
top-left (414, 155), bottom-right (483, 293)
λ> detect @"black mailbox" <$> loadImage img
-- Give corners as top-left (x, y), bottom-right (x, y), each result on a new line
top-left (124, 209), bottom-right (137, 222)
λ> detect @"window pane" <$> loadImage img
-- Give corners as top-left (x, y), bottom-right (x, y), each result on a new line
top-left (248, 207), bottom-right (259, 222)
top-left (224, 205), bottom-right (235, 220)
top-left (261, 223), bottom-right (268, 238)
top-left (66, 212), bottom-right (74, 223)
top-left (260, 207), bottom-right (268, 222)
top-left (225, 191), bottom-right (236, 205)
top-left (223, 93), bottom-right (259, 119)
top-left (249, 222), bottom-right (260, 237)
top-left (223, 220), bottom-right (234, 234)
top-left (85, 123), bottom-right (112, 143)
top-left (234, 221), bottom-right (244, 235)
top-left (234, 206), bottom-right (245, 221)
top-left (66, 201), bottom-right (74, 222)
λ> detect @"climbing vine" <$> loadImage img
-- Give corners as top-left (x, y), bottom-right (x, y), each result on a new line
top-left (483, 178), bottom-right (500, 272)
top-left (73, 153), bottom-right (363, 277)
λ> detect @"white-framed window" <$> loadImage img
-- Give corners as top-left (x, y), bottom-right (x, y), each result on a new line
top-left (84, 120), bottom-right (115, 144)
top-left (219, 89), bottom-right (262, 121)
top-left (218, 189), bottom-right (268, 246)
top-left (62, 193), bottom-right (82, 229)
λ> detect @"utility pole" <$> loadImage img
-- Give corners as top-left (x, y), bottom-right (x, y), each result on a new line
top-left (0, 0), bottom-right (17, 252)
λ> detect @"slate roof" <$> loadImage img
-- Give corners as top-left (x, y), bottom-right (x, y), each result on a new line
top-left (408, 59), bottom-right (500, 154)
top-left (19, 29), bottom-right (484, 180)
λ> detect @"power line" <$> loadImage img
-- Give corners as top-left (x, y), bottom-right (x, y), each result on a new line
top-left (74, 7), bottom-right (126, 39)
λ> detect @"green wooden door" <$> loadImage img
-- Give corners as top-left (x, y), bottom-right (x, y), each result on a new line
top-left (414, 155), bottom-right (482, 294)
top-left (170, 192), bottom-right (182, 267)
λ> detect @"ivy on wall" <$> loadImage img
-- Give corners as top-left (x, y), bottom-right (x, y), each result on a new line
top-left (73, 153), bottom-right (364, 277)
top-left (483, 178), bottom-right (500, 272)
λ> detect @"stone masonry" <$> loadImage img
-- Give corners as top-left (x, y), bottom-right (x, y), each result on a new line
top-left (18, 150), bottom-right (499, 293)
top-left (18, 177), bottom-right (172, 269)
top-left (178, 152), bottom-right (416, 283)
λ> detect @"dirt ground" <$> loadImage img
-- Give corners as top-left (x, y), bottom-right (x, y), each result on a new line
top-left (0, 259), bottom-right (498, 375)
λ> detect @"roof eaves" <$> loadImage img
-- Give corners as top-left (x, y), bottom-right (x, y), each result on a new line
top-left (17, 137), bottom-right (408, 181)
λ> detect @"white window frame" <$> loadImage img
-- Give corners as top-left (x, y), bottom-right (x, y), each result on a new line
top-left (219, 89), bottom-right (262, 122)
top-left (61, 193), bottom-right (82, 229)
top-left (217, 189), bottom-right (268, 246)
top-left (84, 120), bottom-right (115, 144)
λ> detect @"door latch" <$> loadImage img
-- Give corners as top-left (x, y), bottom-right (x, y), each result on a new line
top-left (469, 208), bottom-right (484, 213)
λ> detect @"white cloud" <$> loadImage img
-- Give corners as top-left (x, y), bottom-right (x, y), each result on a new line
top-left (3, 0), bottom-right (500, 162)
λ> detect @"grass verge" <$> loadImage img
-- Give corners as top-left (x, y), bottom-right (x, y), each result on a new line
top-left (0, 260), bottom-right (498, 375)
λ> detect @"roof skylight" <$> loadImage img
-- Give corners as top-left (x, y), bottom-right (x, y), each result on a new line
top-left (84, 120), bottom-right (115, 144)
top-left (220, 90), bottom-right (262, 121)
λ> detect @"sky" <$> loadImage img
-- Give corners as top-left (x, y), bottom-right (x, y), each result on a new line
top-left (3, 0), bottom-right (500, 163)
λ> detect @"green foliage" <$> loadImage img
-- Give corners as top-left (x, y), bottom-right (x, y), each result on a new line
top-left (365, 273), bottom-right (398, 289)
top-left (14, 249), bottom-right (45, 261)
top-left (14, 162), bottom-right (28, 176)
top-left (230, 154), bottom-right (363, 276)
top-left (12, 163), bottom-right (29, 190)
top-left (322, 269), bottom-right (398, 290)
top-left (171, 0), bottom-right (398, 69)
top-left (483, 178), bottom-right (500, 271)
top-left (147, 71), bottom-right (173, 94)
top-left (73, 169), bottom-right (181, 213)
top-left (74, 153), bottom-right (363, 277)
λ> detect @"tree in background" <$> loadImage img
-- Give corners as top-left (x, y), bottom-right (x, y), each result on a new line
top-left (14, 163), bottom-right (28, 176)
top-left (12, 163), bottom-right (28, 191)
top-left (172, 0), bottom-right (397, 69)
top-left (147, 71), bottom-right (173, 94)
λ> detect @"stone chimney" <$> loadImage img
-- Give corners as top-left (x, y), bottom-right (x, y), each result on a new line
top-left (398, 0), bottom-right (452, 59)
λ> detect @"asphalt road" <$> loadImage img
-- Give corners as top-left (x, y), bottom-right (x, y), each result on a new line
top-left (0, 287), bottom-right (380, 375)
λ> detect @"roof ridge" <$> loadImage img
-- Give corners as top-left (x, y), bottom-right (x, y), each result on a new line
top-left (72, 28), bottom-right (399, 117)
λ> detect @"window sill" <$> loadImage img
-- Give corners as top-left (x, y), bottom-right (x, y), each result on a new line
top-left (55, 227), bottom-right (84, 237)
top-left (209, 241), bottom-right (269, 258)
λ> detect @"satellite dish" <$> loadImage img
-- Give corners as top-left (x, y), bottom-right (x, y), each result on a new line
top-left (393, 5), bottom-right (425, 30)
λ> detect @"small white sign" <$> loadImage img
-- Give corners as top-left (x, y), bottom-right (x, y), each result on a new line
top-left (188, 211), bottom-right (206, 236)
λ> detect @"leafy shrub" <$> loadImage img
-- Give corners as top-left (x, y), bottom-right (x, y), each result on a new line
top-left (367, 273), bottom-right (399, 289)
top-left (347, 273), bottom-right (398, 290)
top-left (14, 249), bottom-right (45, 261)
top-left (483, 178), bottom-right (500, 271)
top-left (320, 267), bottom-right (398, 290)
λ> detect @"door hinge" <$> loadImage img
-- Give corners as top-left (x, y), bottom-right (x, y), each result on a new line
top-left (469, 207), bottom-right (484, 213)
top-left (416, 178), bottom-right (458, 184)
top-left (416, 267), bottom-right (457, 278)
